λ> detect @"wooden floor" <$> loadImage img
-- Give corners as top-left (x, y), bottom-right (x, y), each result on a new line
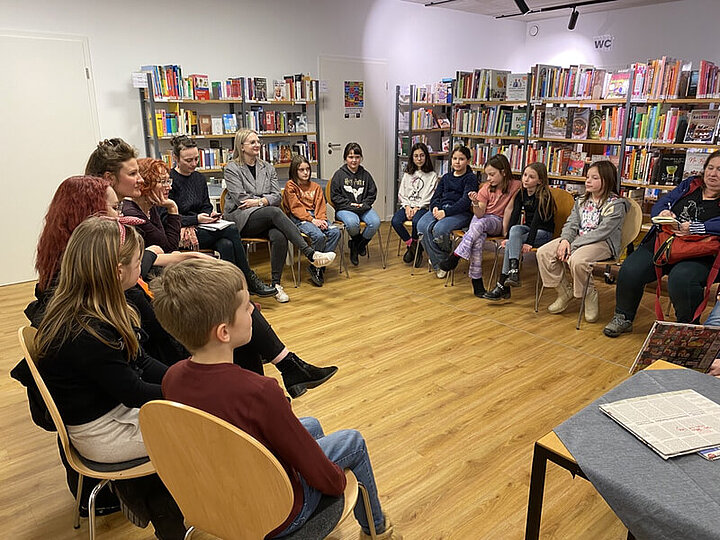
top-left (1, 224), bottom-right (665, 539)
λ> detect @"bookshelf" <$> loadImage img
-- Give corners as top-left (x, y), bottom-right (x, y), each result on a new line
top-left (393, 82), bottom-right (453, 209)
top-left (139, 70), bottom-right (321, 182)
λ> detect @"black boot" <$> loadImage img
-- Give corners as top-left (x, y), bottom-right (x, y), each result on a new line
top-left (319, 266), bottom-right (326, 282)
top-left (403, 241), bottom-right (417, 264)
top-left (277, 352), bottom-right (338, 398)
top-left (505, 258), bottom-right (521, 287)
top-left (246, 270), bottom-right (277, 297)
top-left (414, 242), bottom-right (425, 268)
top-left (349, 235), bottom-right (361, 266)
top-left (308, 265), bottom-right (323, 287)
top-left (484, 282), bottom-right (511, 301)
top-left (439, 252), bottom-right (460, 272)
top-left (357, 235), bottom-right (370, 257)
top-left (472, 277), bottom-right (486, 298)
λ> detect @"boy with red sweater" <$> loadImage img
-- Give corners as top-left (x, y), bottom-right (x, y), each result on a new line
top-left (151, 258), bottom-right (398, 539)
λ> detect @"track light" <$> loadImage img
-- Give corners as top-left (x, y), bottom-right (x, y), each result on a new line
top-left (568, 7), bottom-right (579, 29)
top-left (514, 0), bottom-right (531, 14)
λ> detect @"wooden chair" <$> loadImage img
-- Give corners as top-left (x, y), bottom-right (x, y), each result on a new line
top-left (325, 182), bottom-right (386, 270)
top-left (17, 326), bottom-right (155, 540)
top-left (220, 188), bottom-right (296, 285)
top-left (280, 188), bottom-right (311, 287)
top-left (533, 188), bottom-right (577, 311)
top-left (139, 400), bottom-right (375, 540)
top-left (384, 218), bottom-right (413, 260)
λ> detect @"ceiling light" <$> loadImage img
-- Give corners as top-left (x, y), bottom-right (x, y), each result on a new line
top-left (568, 7), bottom-right (579, 30)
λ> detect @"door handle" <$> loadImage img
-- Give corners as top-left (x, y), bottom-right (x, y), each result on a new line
top-left (327, 142), bottom-right (342, 155)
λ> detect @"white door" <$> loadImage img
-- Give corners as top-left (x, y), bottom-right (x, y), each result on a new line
top-left (318, 56), bottom-right (390, 219)
top-left (0, 32), bottom-right (99, 285)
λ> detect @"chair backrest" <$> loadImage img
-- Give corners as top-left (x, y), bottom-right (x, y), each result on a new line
top-left (220, 188), bottom-right (228, 213)
top-left (324, 180), bottom-right (334, 209)
top-left (17, 326), bottom-right (78, 472)
top-left (139, 400), bottom-right (294, 540)
top-left (620, 196), bottom-right (644, 251)
top-left (549, 187), bottom-right (576, 238)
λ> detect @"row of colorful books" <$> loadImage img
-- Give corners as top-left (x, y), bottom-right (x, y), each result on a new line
top-left (398, 134), bottom-right (450, 156)
top-left (160, 147), bottom-right (231, 171)
top-left (623, 107), bottom-right (719, 145)
top-left (246, 75), bottom-right (315, 102)
top-left (458, 142), bottom-right (524, 171)
top-left (531, 105), bottom-right (626, 141)
top-left (454, 70), bottom-right (528, 102)
top-left (245, 110), bottom-right (309, 134)
top-left (452, 106), bottom-right (526, 138)
top-left (151, 110), bottom-right (239, 137)
top-left (408, 108), bottom-right (450, 130)
top-left (400, 81), bottom-right (453, 104)
top-left (622, 148), bottom-right (710, 186)
top-left (526, 144), bottom-right (620, 177)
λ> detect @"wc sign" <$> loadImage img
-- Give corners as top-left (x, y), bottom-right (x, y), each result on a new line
top-left (593, 34), bottom-right (614, 52)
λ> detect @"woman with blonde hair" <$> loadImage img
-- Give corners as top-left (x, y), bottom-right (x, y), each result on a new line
top-left (224, 128), bottom-right (335, 302)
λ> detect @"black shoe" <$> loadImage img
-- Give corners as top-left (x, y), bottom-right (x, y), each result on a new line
top-left (414, 243), bottom-right (425, 268)
top-left (439, 253), bottom-right (460, 272)
top-left (79, 503), bottom-right (121, 518)
top-left (246, 270), bottom-right (276, 297)
top-left (357, 236), bottom-right (369, 257)
top-left (402, 242), bottom-right (416, 264)
top-left (278, 353), bottom-right (338, 398)
top-left (349, 236), bottom-right (360, 266)
top-left (505, 259), bottom-right (521, 287)
top-left (308, 265), bottom-right (323, 287)
top-left (484, 283), bottom-right (510, 301)
top-left (472, 278), bottom-right (486, 298)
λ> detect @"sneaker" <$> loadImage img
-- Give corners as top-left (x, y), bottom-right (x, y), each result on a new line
top-left (311, 251), bottom-right (336, 267)
top-left (308, 265), bottom-right (323, 287)
top-left (436, 268), bottom-right (448, 279)
top-left (603, 313), bottom-right (633, 337)
top-left (274, 284), bottom-right (290, 303)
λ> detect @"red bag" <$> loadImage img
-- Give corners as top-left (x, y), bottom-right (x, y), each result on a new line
top-left (653, 225), bottom-right (720, 321)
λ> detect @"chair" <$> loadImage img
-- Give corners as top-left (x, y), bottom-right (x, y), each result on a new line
top-left (533, 188), bottom-right (577, 311)
top-left (220, 189), bottom-right (296, 285)
top-left (280, 188), bottom-right (312, 287)
top-left (325, 182), bottom-right (386, 270)
top-left (384, 217), bottom-right (414, 260)
top-left (139, 400), bottom-right (375, 540)
top-left (17, 326), bottom-right (155, 540)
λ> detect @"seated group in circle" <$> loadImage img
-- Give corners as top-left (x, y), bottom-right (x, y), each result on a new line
top-left (27, 138), bottom-right (400, 539)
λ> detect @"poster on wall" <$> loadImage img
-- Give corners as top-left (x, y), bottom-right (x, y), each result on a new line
top-left (344, 80), bottom-right (364, 118)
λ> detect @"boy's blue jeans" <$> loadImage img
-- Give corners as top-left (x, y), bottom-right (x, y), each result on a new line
top-left (275, 417), bottom-right (384, 537)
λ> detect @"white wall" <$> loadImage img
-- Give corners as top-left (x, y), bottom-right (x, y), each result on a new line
top-left (514, 0), bottom-right (720, 70)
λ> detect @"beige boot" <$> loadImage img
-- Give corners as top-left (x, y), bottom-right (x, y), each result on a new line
top-left (359, 514), bottom-right (402, 540)
top-left (548, 274), bottom-right (573, 314)
top-left (584, 287), bottom-right (599, 323)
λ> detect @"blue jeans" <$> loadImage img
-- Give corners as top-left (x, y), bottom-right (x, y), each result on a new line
top-left (501, 225), bottom-right (554, 274)
top-left (706, 302), bottom-right (720, 326)
top-left (277, 417), bottom-right (384, 537)
top-left (391, 207), bottom-right (428, 242)
top-left (417, 210), bottom-right (472, 268)
top-left (335, 209), bottom-right (381, 240)
top-left (292, 212), bottom-right (341, 253)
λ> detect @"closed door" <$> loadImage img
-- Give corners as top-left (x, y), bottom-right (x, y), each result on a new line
top-left (318, 56), bottom-right (389, 219)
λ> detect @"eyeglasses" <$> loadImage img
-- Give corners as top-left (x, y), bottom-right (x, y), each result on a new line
top-left (159, 178), bottom-right (173, 186)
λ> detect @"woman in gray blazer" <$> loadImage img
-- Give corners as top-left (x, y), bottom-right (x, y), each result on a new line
top-left (224, 129), bottom-right (336, 302)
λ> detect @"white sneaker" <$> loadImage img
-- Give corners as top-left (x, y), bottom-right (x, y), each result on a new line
top-left (436, 269), bottom-right (448, 279)
top-left (274, 284), bottom-right (290, 303)
top-left (311, 251), bottom-right (336, 267)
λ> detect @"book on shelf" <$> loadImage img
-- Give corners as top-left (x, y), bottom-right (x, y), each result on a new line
top-left (651, 153), bottom-right (686, 186)
top-left (506, 73), bottom-right (528, 101)
top-left (605, 71), bottom-right (631, 99)
top-left (441, 136), bottom-right (451, 152)
top-left (222, 113), bottom-right (238, 134)
top-left (509, 109), bottom-right (526, 137)
top-left (436, 112), bottom-right (450, 129)
top-left (210, 116), bottom-right (223, 136)
top-left (588, 110), bottom-right (603, 139)
top-left (198, 114), bottom-right (212, 136)
top-left (683, 149), bottom-right (710, 180)
top-left (189, 74), bottom-right (210, 100)
top-left (566, 151), bottom-right (587, 176)
top-left (543, 107), bottom-right (569, 139)
top-left (489, 70), bottom-right (510, 100)
top-left (684, 109), bottom-right (720, 144)
top-left (273, 80), bottom-right (287, 101)
top-left (570, 108), bottom-right (590, 140)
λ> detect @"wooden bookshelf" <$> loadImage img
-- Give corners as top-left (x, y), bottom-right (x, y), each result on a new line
top-left (621, 182), bottom-right (673, 190)
top-left (533, 137), bottom-right (622, 145)
top-left (625, 141), bottom-right (720, 150)
top-left (453, 133), bottom-right (525, 141)
top-left (455, 99), bottom-right (526, 106)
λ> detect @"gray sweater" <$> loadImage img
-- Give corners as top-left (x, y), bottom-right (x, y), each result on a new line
top-left (223, 159), bottom-right (282, 231)
top-left (561, 195), bottom-right (629, 258)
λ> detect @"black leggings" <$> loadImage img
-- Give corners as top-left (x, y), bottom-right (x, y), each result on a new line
top-left (234, 307), bottom-right (285, 373)
top-left (615, 238), bottom-right (716, 323)
top-left (196, 223), bottom-right (253, 277)
top-left (241, 206), bottom-right (314, 284)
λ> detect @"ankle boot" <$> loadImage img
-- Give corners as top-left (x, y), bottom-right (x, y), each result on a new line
top-left (484, 282), bottom-right (510, 301)
top-left (413, 242), bottom-right (425, 268)
top-left (472, 277), bottom-right (486, 298)
top-left (402, 241), bottom-right (416, 264)
top-left (357, 236), bottom-right (369, 257)
top-left (349, 235), bottom-right (361, 266)
top-left (277, 353), bottom-right (338, 398)
top-left (505, 258), bottom-right (521, 287)
top-left (584, 287), bottom-right (599, 323)
top-left (439, 252), bottom-right (460, 272)
top-left (548, 274), bottom-right (573, 314)
top-left (246, 270), bottom-right (277, 297)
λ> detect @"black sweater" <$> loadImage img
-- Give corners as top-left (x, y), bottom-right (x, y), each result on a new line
top-left (169, 169), bottom-right (213, 227)
top-left (507, 188), bottom-right (555, 246)
top-left (38, 322), bottom-right (166, 425)
top-left (329, 165), bottom-right (377, 214)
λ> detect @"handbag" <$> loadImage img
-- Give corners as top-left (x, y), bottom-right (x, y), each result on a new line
top-left (653, 225), bottom-right (720, 321)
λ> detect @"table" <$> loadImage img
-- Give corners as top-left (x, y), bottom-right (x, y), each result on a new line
top-left (524, 360), bottom-right (683, 540)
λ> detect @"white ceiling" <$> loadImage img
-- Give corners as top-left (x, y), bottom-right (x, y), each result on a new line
top-left (400, 0), bottom-right (681, 22)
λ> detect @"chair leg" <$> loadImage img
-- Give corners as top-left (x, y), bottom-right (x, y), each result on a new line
top-left (358, 482), bottom-right (377, 540)
top-left (184, 526), bottom-right (196, 539)
top-left (296, 245), bottom-right (301, 288)
top-left (88, 479), bottom-right (110, 540)
top-left (377, 233), bottom-right (387, 269)
top-left (73, 474), bottom-right (84, 529)
top-left (577, 268), bottom-right (593, 330)
top-left (489, 240), bottom-right (500, 287)
top-left (384, 225), bottom-right (394, 262)
top-left (534, 274), bottom-right (543, 313)
top-left (411, 234), bottom-right (422, 276)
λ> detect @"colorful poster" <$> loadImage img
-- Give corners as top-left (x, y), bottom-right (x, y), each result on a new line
top-left (344, 80), bottom-right (364, 118)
